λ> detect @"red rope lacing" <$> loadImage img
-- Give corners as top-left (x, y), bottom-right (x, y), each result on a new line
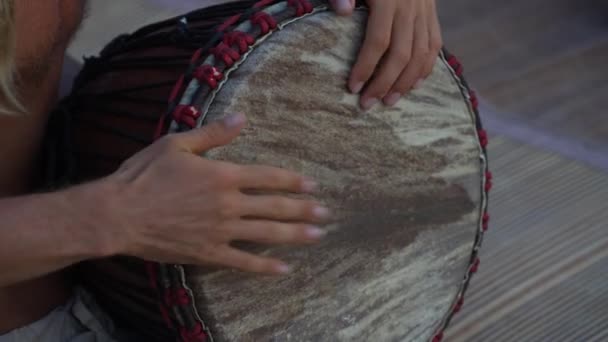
top-left (223, 31), bottom-right (255, 53)
top-left (478, 129), bottom-right (488, 148)
top-left (251, 11), bottom-right (277, 34)
top-left (217, 14), bottom-right (241, 32)
top-left (447, 55), bottom-right (464, 77)
top-left (189, 48), bottom-right (205, 64)
top-left (180, 323), bottom-right (207, 342)
top-left (287, 0), bottom-right (313, 16)
top-left (471, 257), bottom-right (480, 273)
top-left (172, 105), bottom-right (201, 128)
top-left (453, 296), bottom-right (464, 314)
top-left (469, 90), bottom-right (479, 110)
top-left (209, 42), bottom-right (240, 67)
top-left (253, 0), bottom-right (276, 9)
top-left (164, 288), bottom-right (191, 307)
top-left (485, 171), bottom-right (493, 192)
top-left (193, 65), bottom-right (223, 89)
top-left (427, 51), bottom-right (489, 342)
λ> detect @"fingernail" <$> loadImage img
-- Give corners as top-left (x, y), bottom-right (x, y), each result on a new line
top-left (361, 98), bottom-right (379, 110)
top-left (313, 206), bottom-right (331, 220)
top-left (224, 113), bottom-right (245, 128)
top-left (350, 81), bottom-right (364, 94)
top-left (413, 79), bottom-right (424, 89)
top-left (384, 92), bottom-right (401, 106)
top-left (333, 0), bottom-right (352, 14)
top-left (302, 179), bottom-right (318, 193)
top-left (277, 263), bottom-right (290, 274)
top-left (306, 226), bottom-right (327, 239)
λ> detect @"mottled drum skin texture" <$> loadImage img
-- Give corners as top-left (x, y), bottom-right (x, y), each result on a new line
top-left (180, 10), bottom-right (482, 342)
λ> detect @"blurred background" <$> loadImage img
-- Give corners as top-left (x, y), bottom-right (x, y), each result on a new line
top-left (439, 1), bottom-right (608, 341)
top-left (63, 1), bottom-right (608, 341)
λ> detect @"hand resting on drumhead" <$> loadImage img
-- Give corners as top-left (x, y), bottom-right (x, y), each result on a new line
top-left (329, 0), bottom-right (443, 109)
top-left (104, 112), bottom-right (331, 275)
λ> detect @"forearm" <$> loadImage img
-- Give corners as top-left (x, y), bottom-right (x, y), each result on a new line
top-left (0, 181), bottom-right (115, 287)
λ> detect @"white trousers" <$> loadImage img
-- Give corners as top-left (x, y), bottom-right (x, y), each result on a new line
top-left (0, 287), bottom-right (117, 342)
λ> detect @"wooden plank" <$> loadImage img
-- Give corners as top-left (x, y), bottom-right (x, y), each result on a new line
top-left (446, 136), bottom-right (608, 341)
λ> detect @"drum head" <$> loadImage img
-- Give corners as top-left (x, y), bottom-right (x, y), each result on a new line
top-left (170, 6), bottom-right (486, 342)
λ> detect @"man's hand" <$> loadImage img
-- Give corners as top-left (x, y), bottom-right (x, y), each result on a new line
top-left (101, 113), bottom-right (329, 275)
top-left (330, 0), bottom-right (443, 109)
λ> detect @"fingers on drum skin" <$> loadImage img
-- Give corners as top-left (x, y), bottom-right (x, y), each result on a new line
top-left (348, 3), bottom-right (395, 95)
top-left (218, 247), bottom-right (291, 275)
top-left (239, 195), bottom-right (331, 223)
top-left (361, 46), bottom-right (410, 109)
top-left (236, 165), bottom-right (317, 193)
top-left (228, 220), bottom-right (326, 245)
top-left (387, 14), bottom-right (430, 102)
top-left (365, 9), bottom-right (415, 108)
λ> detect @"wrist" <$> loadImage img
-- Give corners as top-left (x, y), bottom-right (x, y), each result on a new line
top-left (59, 178), bottom-right (126, 259)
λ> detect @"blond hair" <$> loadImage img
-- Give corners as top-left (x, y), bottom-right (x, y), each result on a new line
top-left (0, 0), bottom-right (24, 115)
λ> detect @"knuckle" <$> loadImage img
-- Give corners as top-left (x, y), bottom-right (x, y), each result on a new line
top-left (366, 80), bottom-right (390, 98)
top-left (184, 245), bottom-right (212, 265)
top-left (395, 81), bottom-right (412, 94)
top-left (247, 257), bottom-right (273, 273)
top-left (370, 35), bottom-right (390, 51)
top-left (277, 170), bottom-right (300, 189)
top-left (219, 170), bottom-right (238, 188)
top-left (415, 46), bottom-right (430, 60)
top-left (392, 48), bottom-right (411, 63)
top-left (273, 223), bottom-right (297, 242)
top-left (212, 164), bottom-right (239, 188)
top-left (393, 76), bottom-right (410, 91)
top-left (216, 194), bottom-right (238, 218)
top-left (201, 127), bottom-right (222, 143)
top-left (193, 251), bottom-right (214, 266)
top-left (265, 168), bottom-right (286, 183)
top-left (271, 197), bottom-right (292, 215)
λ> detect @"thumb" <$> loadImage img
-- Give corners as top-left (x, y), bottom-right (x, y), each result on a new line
top-left (177, 113), bottom-right (246, 154)
top-left (330, 0), bottom-right (355, 16)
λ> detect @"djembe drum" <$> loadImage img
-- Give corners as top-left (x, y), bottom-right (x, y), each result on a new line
top-left (43, 1), bottom-right (491, 341)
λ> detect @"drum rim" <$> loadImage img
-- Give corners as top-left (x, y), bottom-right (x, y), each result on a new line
top-left (141, 2), bottom-right (493, 341)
